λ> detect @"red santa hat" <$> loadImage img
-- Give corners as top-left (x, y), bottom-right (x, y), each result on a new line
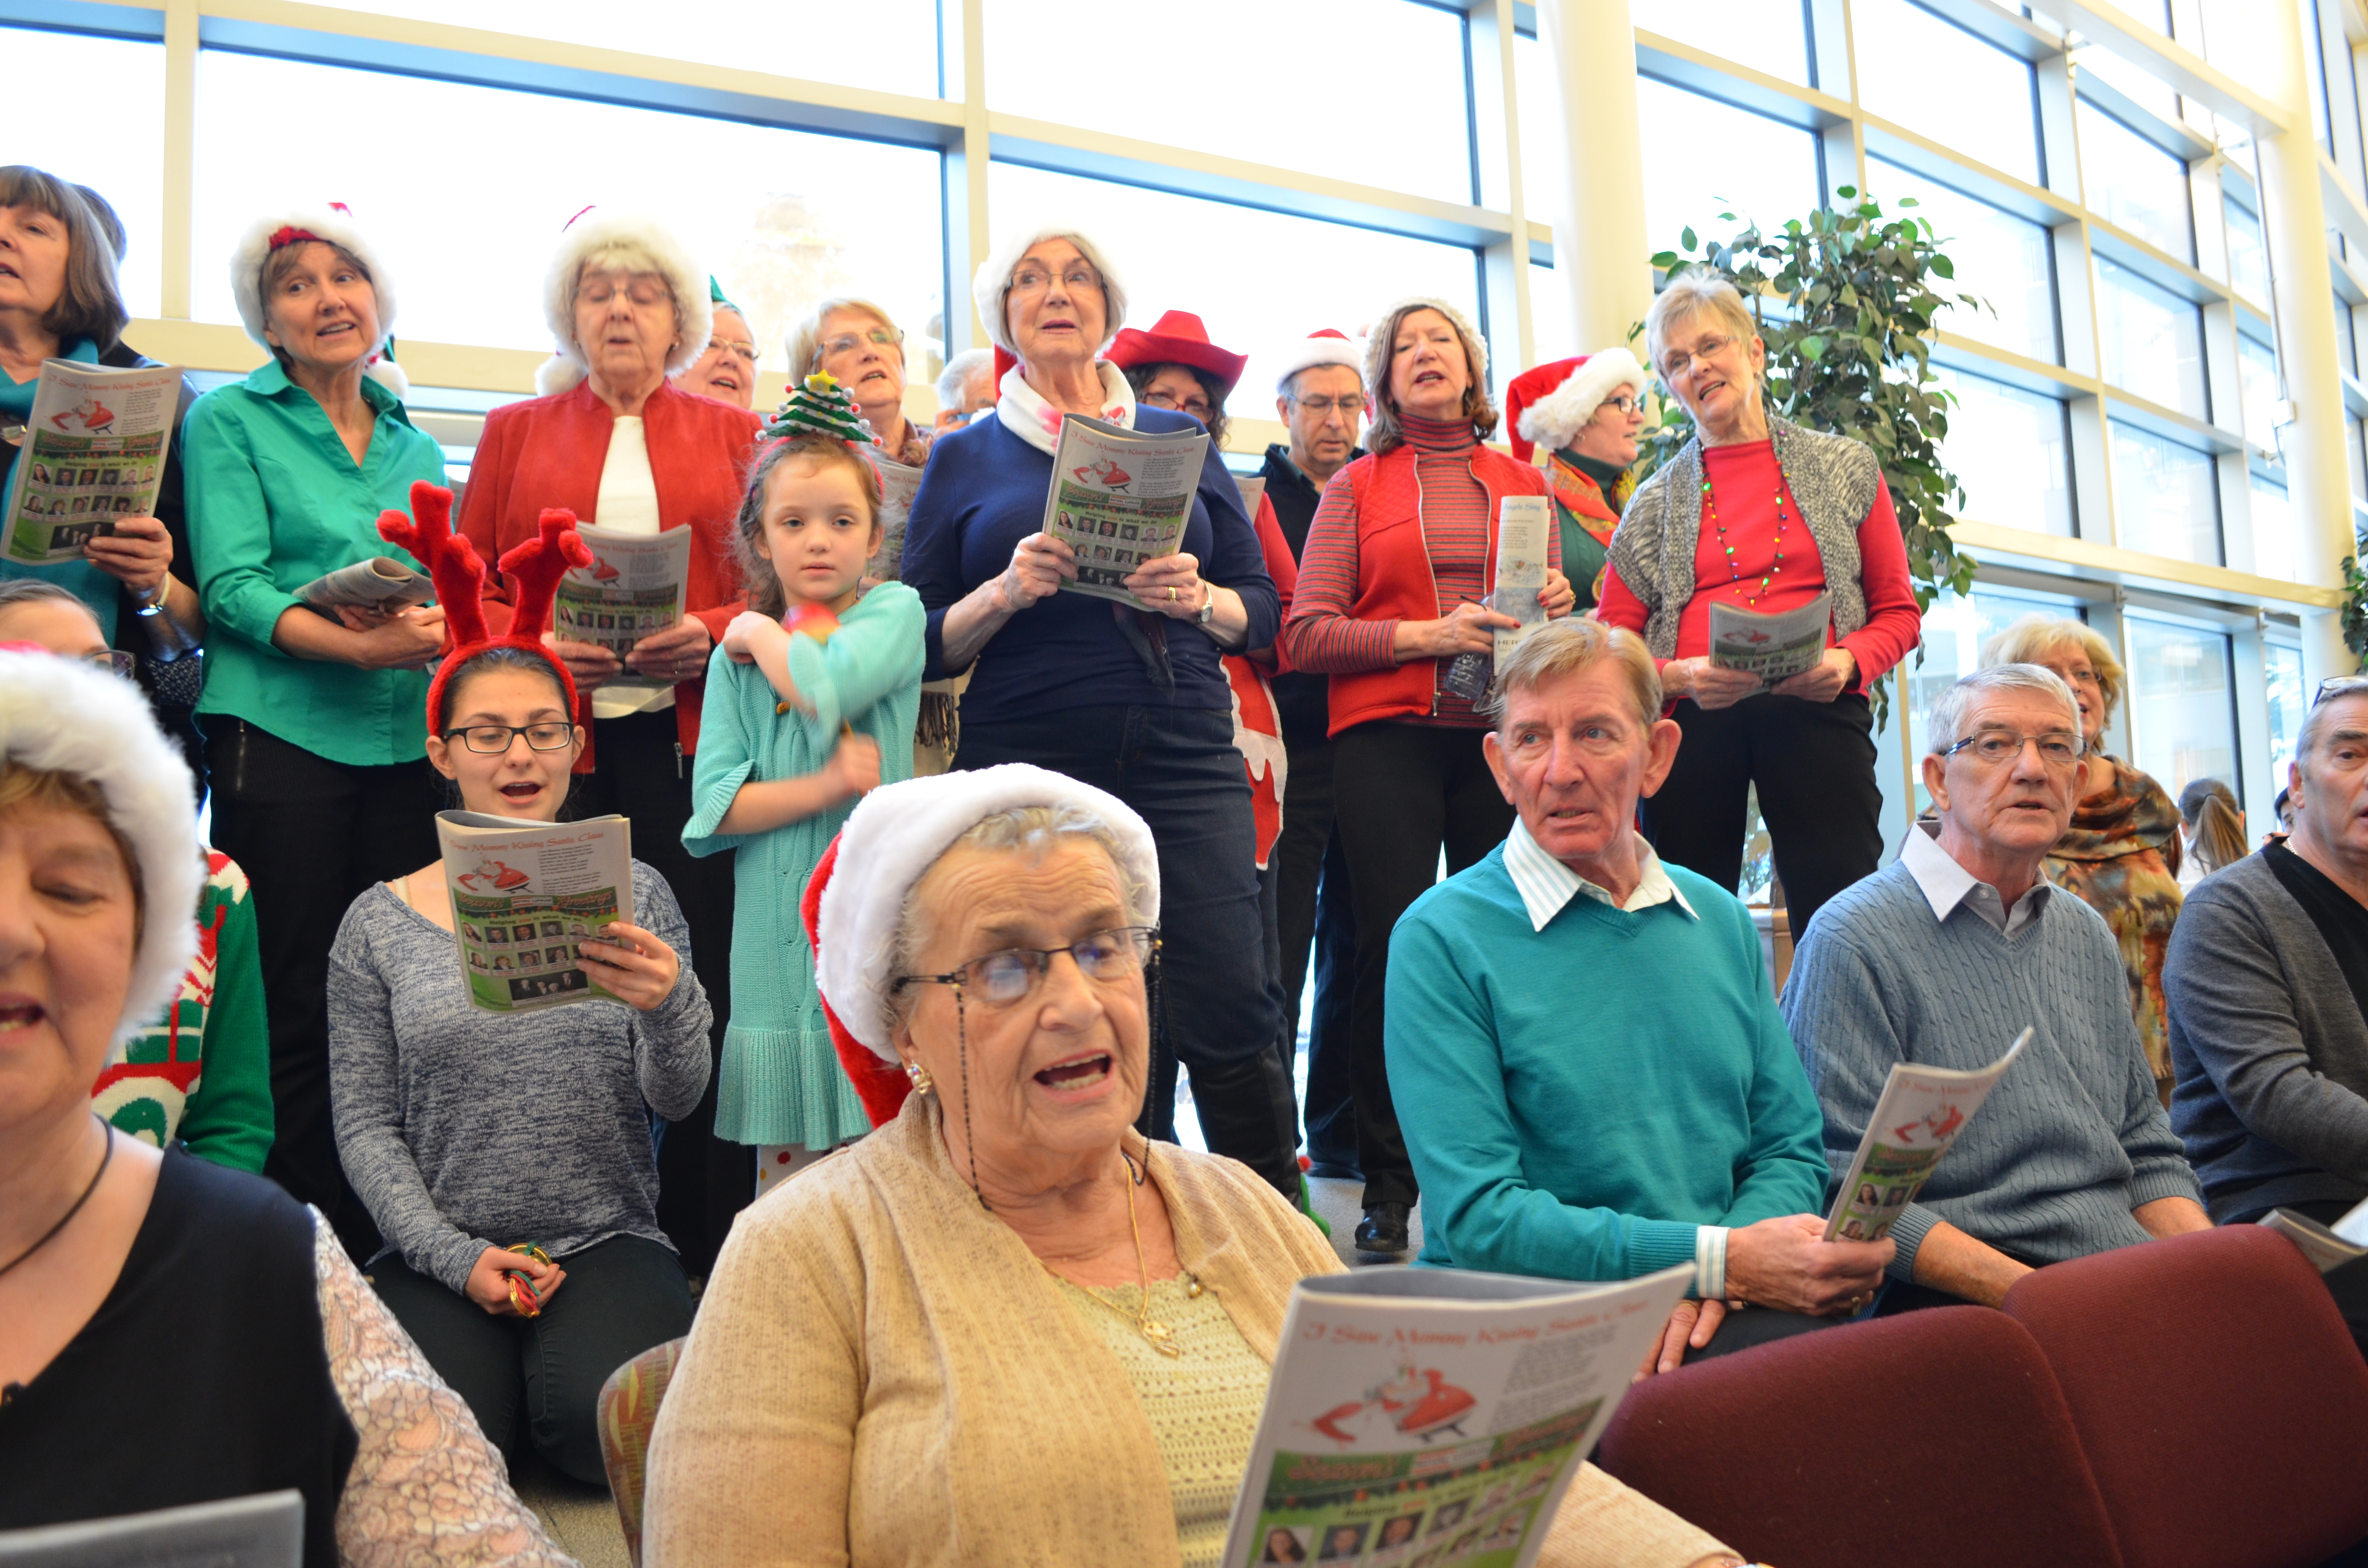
top-left (799, 764), bottom-right (1161, 1128)
top-left (535, 207), bottom-right (712, 398)
top-left (1106, 310), bottom-right (1248, 399)
top-left (374, 481), bottom-right (590, 737)
top-left (1270, 328), bottom-right (1366, 397)
top-left (1505, 348), bottom-right (1648, 465)
top-left (229, 203), bottom-right (407, 397)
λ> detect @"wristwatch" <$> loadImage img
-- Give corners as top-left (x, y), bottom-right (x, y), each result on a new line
top-left (1194, 582), bottom-right (1215, 626)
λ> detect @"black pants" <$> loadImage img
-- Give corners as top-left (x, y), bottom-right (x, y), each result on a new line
top-left (1332, 722), bottom-right (1516, 1210)
top-left (1274, 730), bottom-right (1358, 1173)
top-left (957, 705), bottom-right (1301, 1197)
top-left (204, 718), bottom-right (441, 1259)
top-left (2263, 1200), bottom-right (2368, 1365)
top-left (366, 1234), bottom-right (692, 1485)
top-left (1640, 692), bottom-right (1884, 943)
top-left (574, 707), bottom-right (746, 1275)
top-left (1686, 1305), bottom-right (1844, 1363)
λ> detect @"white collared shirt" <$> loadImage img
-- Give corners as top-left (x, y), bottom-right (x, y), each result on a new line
top-left (1899, 820), bottom-right (2052, 936)
top-left (1501, 818), bottom-right (1697, 934)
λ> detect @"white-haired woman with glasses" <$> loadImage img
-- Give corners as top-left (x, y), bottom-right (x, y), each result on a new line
top-left (789, 296), bottom-right (930, 466)
top-left (642, 764), bottom-right (1748, 1568)
top-left (457, 210), bottom-right (761, 1273)
top-left (1597, 272), bottom-right (1923, 940)
top-left (899, 224), bottom-right (1304, 1211)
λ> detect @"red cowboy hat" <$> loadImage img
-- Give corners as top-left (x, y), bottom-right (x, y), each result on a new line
top-left (1105, 310), bottom-right (1249, 399)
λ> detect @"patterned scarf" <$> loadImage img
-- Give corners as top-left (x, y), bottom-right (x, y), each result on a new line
top-left (993, 360), bottom-right (1136, 454)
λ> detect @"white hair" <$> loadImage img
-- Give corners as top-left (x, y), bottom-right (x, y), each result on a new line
top-left (936, 347), bottom-right (994, 411)
top-left (1924, 664), bottom-right (2081, 755)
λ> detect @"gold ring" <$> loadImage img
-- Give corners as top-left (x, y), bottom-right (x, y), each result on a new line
top-left (1167, 586), bottom-right (1178, 602)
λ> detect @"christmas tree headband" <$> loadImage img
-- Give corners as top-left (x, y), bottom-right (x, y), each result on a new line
top-left (762, 371), bottom-right (876, 447)
top-left (376, 481), bottom-right (593, 734)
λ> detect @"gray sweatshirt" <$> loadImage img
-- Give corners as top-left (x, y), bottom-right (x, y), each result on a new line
top-left (327, 861), bottom-right (712, 1292)
top-left (2164, 851), bottom-right (2368, 1221)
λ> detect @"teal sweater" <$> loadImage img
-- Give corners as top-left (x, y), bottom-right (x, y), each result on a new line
top-left (683, 584), bottom-right (925, 1147)
top-left (1387, 846), bottom-right (1828, 1282)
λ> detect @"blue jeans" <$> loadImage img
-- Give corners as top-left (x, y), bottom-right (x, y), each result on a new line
top-left (956, 705), bottom-right (1299, 1192)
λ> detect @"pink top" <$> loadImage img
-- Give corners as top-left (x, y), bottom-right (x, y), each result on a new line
top-left (1596, 438), bottom-right (1921, 690)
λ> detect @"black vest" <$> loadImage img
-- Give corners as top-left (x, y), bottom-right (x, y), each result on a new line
top-left (0, 1146), bottom-right (358, 1567)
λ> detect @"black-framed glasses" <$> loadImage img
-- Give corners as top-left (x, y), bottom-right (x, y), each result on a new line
top-left (893, 926), bottom-right (1158, 1007)
top-left (1940, 727), bottom-right (2083, 768)
top-left (1600, 393), bottom-right (1640, 415)
top-left (444, 722), bottom-right (576, 755)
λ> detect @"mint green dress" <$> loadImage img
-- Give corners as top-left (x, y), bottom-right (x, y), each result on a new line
top-left (683, 584), bottom-right (925, 1147)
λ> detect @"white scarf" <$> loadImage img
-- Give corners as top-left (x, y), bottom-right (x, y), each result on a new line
top-left (995, 361), bottom-right (1135, 455)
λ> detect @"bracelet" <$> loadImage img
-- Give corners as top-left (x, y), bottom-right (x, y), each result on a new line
top-left (134, 578), bottom-right (170, 616)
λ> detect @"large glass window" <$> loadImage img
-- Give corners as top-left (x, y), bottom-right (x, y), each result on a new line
top-left (2125, 615), bottom-right (2239, 802)
top-left (2250, 474), bottom-right (2294, 581)
top-left (194, 52), bottom-right (945, 368)
top-left (338, 0), bottom-right (937, 97)
top-left (1631, 0), bottom-right (1810, 82)
top-left (2078, 47), bottom-right (2182, 126)
top-left (2267, 642), bottom-right (2306, 803)
top-left (2339, 294), bottom-right (2360, 379)
top-left (1515, 33), bottom-right (1563, 218)
top-left (1853, 0), bottom-right (2041, 185)
top-left (2225, 198), bottom-right (2269, 305)
top-left (1907, 589), bottom-right (2082, 810)
top-left (2111, 421), bottom-right (2222, 564)
top-left (1634, 78), bottom-right (1823, 252)
top-left (1932, 366), bottom-right (2073, 535)
top-left (7, 26), bottom-right (167, 318)
top-left (1869, 158), bottom-right (2057, 364)
top-left (2095, 257), bottom-right (2208, 418)
top-left (2352, 416), bottom-right (2368, 505)
top-left (1529, 264), bottom-right (1571, 361)
top-left (2239, 333), bottom-right (2280, 450)
top-left (988, 164), bottom-right (1482, 416)
top-left (2076, 100), bottom-right (2195, 261)
top-left (985, 0), bottom-right (1472, 204)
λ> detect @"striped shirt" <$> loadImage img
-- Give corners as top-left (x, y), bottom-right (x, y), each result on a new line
top-left (1281, 413), bottom-right (1558, 728)
top-left (1501, 817), bottom-right (1698, 932)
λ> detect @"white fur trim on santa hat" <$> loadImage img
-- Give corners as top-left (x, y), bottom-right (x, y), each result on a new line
top-left (0, 652), bottom-right (201, 1048)
top-left (1517, 347), bottom-right (1648, 458)
top-left (970, 221), bottom-right (1129, 357)
top-left (535, 355), bottom-right (587, 398)
top-left (1363, 296), bottom-right (1488, 394)
top-left (541, 210), bottom-right (712, 387)
top-left (814, 764), bottom-right (1160, 1059)
top-left (228, 204), bottom-right (400, 362)
top-left (1272, 330), bottom-right (1367, 396)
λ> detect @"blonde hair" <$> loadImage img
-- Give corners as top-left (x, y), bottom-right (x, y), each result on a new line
top-left (788, 297), bottom-right (903, 380)
top-left (1365, 300), bottom-right (1497, 456)
top-left (1979, 613), bottom-right (2124, 720)
top-left (1484, 618), bottom-right (1663, 733)
top-left (2177, 778), bottom-right (2247, 874)
top-left (1643, 272), bottom-right (1760, 391)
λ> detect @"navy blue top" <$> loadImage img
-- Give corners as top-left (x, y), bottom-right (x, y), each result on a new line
top-left (900, 407), bottom-right (1279, 726)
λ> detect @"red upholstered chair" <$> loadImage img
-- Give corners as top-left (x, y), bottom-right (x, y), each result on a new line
top-left (1594, 1307), bottom-right (2122, 1568)
top-left (2003, 1225), bottom-right (2368, 1568)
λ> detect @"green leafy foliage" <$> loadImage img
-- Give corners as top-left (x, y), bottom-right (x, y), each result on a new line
top-left (1632, 189), bottom-right (1986, 697)
top-left (2342, 554), bottom-right (2368, 673)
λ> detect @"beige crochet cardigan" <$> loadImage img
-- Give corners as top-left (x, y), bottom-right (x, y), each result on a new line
top-left (642, 1093), bottom-right (1732, 1568)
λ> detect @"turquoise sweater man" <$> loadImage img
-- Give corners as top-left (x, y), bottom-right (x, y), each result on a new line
top-left (1387, 818), bottom-right (1829, 1285)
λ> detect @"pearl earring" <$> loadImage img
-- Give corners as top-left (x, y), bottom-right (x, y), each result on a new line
top-left (905, 1061), bottom-right (934, 1094)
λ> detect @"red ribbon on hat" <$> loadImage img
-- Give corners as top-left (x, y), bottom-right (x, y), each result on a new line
top-left (800, 836), bottom-right (914, 1128)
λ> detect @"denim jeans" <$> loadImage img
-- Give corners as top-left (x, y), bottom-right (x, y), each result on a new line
top-left (956, 705), bottom-right (1298, 1189)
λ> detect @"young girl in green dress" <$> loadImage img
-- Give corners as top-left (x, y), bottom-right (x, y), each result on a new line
top-left (684, 376), bottom-right (925, 1194)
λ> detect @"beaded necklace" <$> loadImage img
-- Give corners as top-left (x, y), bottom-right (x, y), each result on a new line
top-left (1703, 462), bottom-right (1790, 606)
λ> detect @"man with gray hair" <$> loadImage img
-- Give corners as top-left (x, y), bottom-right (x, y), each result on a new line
top-left (933, 348), bottom-right (995, 433)
top-left (1784, 664), bottom-right (2208, 1312)
top-left (1390, 619), bottom-right (1890, 1373)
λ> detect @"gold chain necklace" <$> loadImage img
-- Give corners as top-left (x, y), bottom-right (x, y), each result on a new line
top-left (1047, 1151), bottom-right (1190, 1358)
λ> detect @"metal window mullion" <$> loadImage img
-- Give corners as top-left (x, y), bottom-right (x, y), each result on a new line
top-left (161, 0), bottom-right (195, 320)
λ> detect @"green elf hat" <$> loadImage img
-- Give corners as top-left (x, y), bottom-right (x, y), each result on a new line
top-left (762, 371), bottom-right (876, 446)
top-left (709, 274), bottom-right (743, 318)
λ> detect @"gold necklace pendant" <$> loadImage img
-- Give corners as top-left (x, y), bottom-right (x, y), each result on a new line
top-left (1139, 1317), bottom-right (1182, 1358)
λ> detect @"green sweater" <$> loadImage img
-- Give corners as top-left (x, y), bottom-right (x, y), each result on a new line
top-left (183, 359), bottom-right (446, 766)
top-left (1386, 845), bottom-right (1827, 1282)
top-left (91, 850), bottom-right (273, 1171)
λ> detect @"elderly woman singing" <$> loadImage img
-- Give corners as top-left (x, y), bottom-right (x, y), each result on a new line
top-left (1597, 273), bottom-right (1923, 939)
top-left (641, 765), bottom-right (1750, 1568)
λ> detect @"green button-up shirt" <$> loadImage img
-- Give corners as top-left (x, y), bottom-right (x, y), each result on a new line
top-left (184, 359), bottom-right (446, 766)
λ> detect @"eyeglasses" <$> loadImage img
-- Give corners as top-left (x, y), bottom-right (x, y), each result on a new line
top-left (822, 327), bottom-right (904, 357)
top-left (1289, 395), bottom-right (1367, 417)
top-left (705, 336), bottom-right (757, 363)
top-left (1009, 264), bottom-right (1103, 297)
top-left (1599, 394), bottom-right (1640, 415)
top-left (444, 722), bottom-right (576, 755)
top-left (578, 275), bottom-right (671, 308)
top-left (1939, 727), bottom-right (2083, 768)
top-left (893, 926), bottom-right (1158, 1007)
top-left (1140, 388), bottom-right (1210, 416)
top-left (2315, 675), bottom-right (2368, 705)
top-left (1658, 334), bottom-right (1739, 381)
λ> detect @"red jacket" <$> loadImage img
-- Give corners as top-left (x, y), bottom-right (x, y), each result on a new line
top-left (1321, 441), bottom-right (1547, 736)
top-left (458, 379), bottom-right (762, 761)
top-left (1226, 491), bottom-right (1298, 865)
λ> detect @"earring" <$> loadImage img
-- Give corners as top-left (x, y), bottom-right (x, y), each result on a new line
top-left (905, 1060), bottom-right (934, 1094)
